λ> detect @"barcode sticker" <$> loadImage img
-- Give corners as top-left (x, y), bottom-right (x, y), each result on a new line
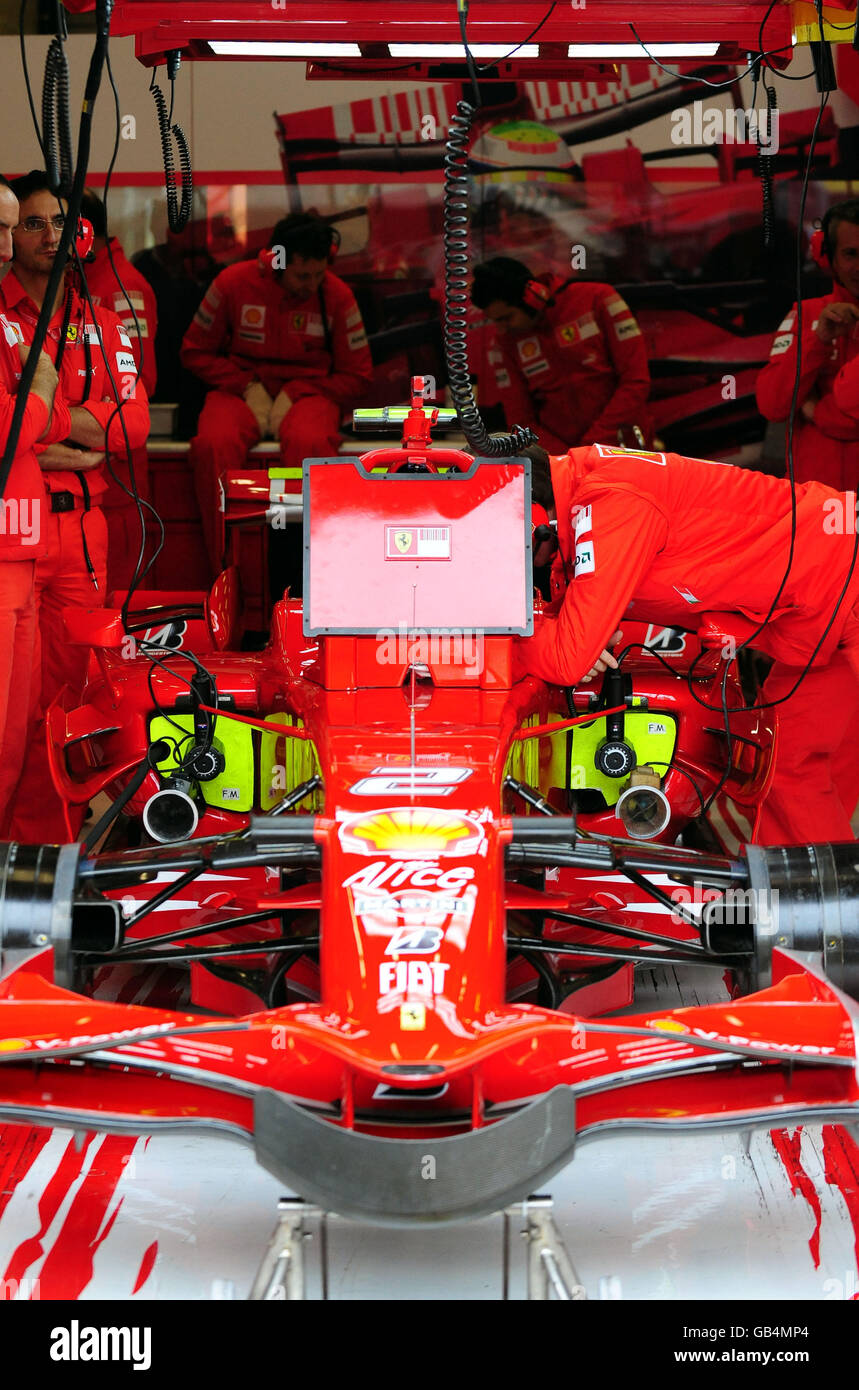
top-left (385, 525), bottom-right (452, 560)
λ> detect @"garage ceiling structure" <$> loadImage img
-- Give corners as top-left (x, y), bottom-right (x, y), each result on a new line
top-left (104, 0), bottom-right (805, 78)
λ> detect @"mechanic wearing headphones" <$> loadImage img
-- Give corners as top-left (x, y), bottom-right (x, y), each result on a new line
top-left (0, 170), bottom-right (150, 843)
top-left (518, 443), bottom-right (859, 846)
top-left (181, 213), bottom-right (374, 580)
top-left (0, 174), bottom-right (70, 830)
top-left (470, 256), bottom-right (651, 453)
top-left (756, 200), bottom-right (859, 492)
top-left (79, 187), bottom-right (159, 591)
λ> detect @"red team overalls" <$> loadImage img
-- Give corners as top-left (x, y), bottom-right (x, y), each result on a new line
top-left (85, 236), bottom-right (158, 590)
top-left (756, 287), bottom-right (859, 493)
top-left (0, 267), bottom-right (150, 841)
top-left (517, 445), bottom-right (859, 845)
top-left (181, 253), bottom-right (373, 570)
top-left (481, 276), bottom-right (651, 451)
top-left (0, 312), bottom-right (70, 829)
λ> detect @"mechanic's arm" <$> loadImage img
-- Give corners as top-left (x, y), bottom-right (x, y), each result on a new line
top-left (515, 490), bottom-right (668, 685)
top-left (1, 345), bottom-right (67, 451)
top-left (286, 289), bottom-right (374, 405)
top-left (832, 352), bottom-right (859, 421)
top-left (180, 276), bottom-right (253, 394)
top-left (67, 321), bottom-right (150, 452)
top-left (582, 291), bottom-right (650, 444)
top-left (755, 303), bottom-right (832, 421)
top-left (806, 383), bottom-right (859, 438)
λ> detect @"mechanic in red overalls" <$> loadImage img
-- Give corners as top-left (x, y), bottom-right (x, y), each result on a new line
top-left (517, 443), bottom-right (859, 845)
top-left (470, 256), bottom-right (651, 452)
top-left (0, 171), bottom-right (150, 842)
top-left (80, 188), bottom-right (158, 591)
top-left (0, 175), bottom-right (70, 830)
top-left (756, 201), bottom-right (859, 493)
top-left (181, 213), bottom-right (373, 576)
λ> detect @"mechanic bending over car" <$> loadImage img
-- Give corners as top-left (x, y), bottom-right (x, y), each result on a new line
top-left (516, 442), bottom-right (859, 846)
top-left (181, 212), bottom-right (374, 596)
top-left (0, 174), bottom-right (70, 831)
top-left (0, 170), bottom-right (151, 844)
top-left (471, 255), bottom-right (652, 453)
top-left (756, 199), bottom-right (859, 493)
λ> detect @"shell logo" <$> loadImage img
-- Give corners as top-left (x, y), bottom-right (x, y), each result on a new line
top-left (340, 806), bottom-right (483, 858)
top-left (519, 338), bottom-right (540, 360)
top-left (650, 1018), bottom-right (689, 1034)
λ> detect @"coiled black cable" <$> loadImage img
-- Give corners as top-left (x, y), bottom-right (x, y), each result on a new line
top-left (757, 80), bottom-right (778, 249)
top-left (42, 33), bottom-right (74, 198)
top-left (150, 72), bottom-right (192, 234)
top-left (443, 99), bottom-right (536, 457)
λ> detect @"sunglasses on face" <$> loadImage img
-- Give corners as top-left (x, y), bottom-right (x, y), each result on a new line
top-left (18, 215), bottom-right (65, 234)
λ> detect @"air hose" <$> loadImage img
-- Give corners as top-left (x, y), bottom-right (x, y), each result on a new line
top-left (443, 99), bottom-right (537, 456)
top-left (149, 57), bottom-right (192, 234)
top-left (757, 81), bottom-right (778, 250)
top-left (42, 32), bottom-right (74, 198)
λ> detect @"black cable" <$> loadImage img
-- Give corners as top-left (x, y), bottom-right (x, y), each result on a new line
top-left (757, 78), bottom-right (778, 248)
top-left (443, 99), bottom-right (537, 456)
top-left (149, 66), bottom-right (192, 234)
top-left (42, 30), bottom-right (74, 197)
top-left (475, 2), bottom-right (557, 72)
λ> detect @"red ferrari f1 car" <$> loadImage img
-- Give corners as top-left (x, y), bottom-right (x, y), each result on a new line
top-left (1, 386), bottom-right (858, 1247)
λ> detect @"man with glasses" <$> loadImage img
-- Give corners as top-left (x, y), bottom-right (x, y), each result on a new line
top-left (0, 171), bottom-right (150, 842)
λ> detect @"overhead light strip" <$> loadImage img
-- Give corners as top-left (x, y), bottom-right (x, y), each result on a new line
top-left (388, 44), bottom-right (540, 59)
top-left (567, 43), bottom-right (720, 58)
top-left (209, 41), bottom-right (362, 57)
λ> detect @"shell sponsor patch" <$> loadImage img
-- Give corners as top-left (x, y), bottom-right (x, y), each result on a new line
top-left (240, 303), bottom-right (266, 330)
top-left (517, 335), bottom-right (549, 376)
top-left (0, 314), bottom-right (22, 346)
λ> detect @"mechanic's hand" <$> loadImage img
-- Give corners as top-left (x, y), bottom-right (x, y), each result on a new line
top-left (268, 388), bottom-right (293, 438)
top-left (243, 380), bottom-right (275, 438)
top-left (815, 302), bottom-right (859, 345)
top-left (19, 342), bottom-right (58, 412)
top-left (580, 631), bottom-right (622, 684)
top-left (37, 443), bottom-right (104, 471)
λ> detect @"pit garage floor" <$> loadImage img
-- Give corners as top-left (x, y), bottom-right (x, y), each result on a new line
top-left (0, 963), bottom-right (857, 1301)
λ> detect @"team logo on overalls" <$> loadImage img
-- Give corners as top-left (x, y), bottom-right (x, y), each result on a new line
top-left (66, 324), bottom-right (78, 343)
top-left (291, 312), bottom-right (306, 331)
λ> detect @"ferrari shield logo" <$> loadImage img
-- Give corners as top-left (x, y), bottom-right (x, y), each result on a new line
top-left (291, 312), bottom-right (306, 331)
top-left (394, 530), bottom-right (413, 554)
top-left (66, 324), bottom-right (78, 343)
